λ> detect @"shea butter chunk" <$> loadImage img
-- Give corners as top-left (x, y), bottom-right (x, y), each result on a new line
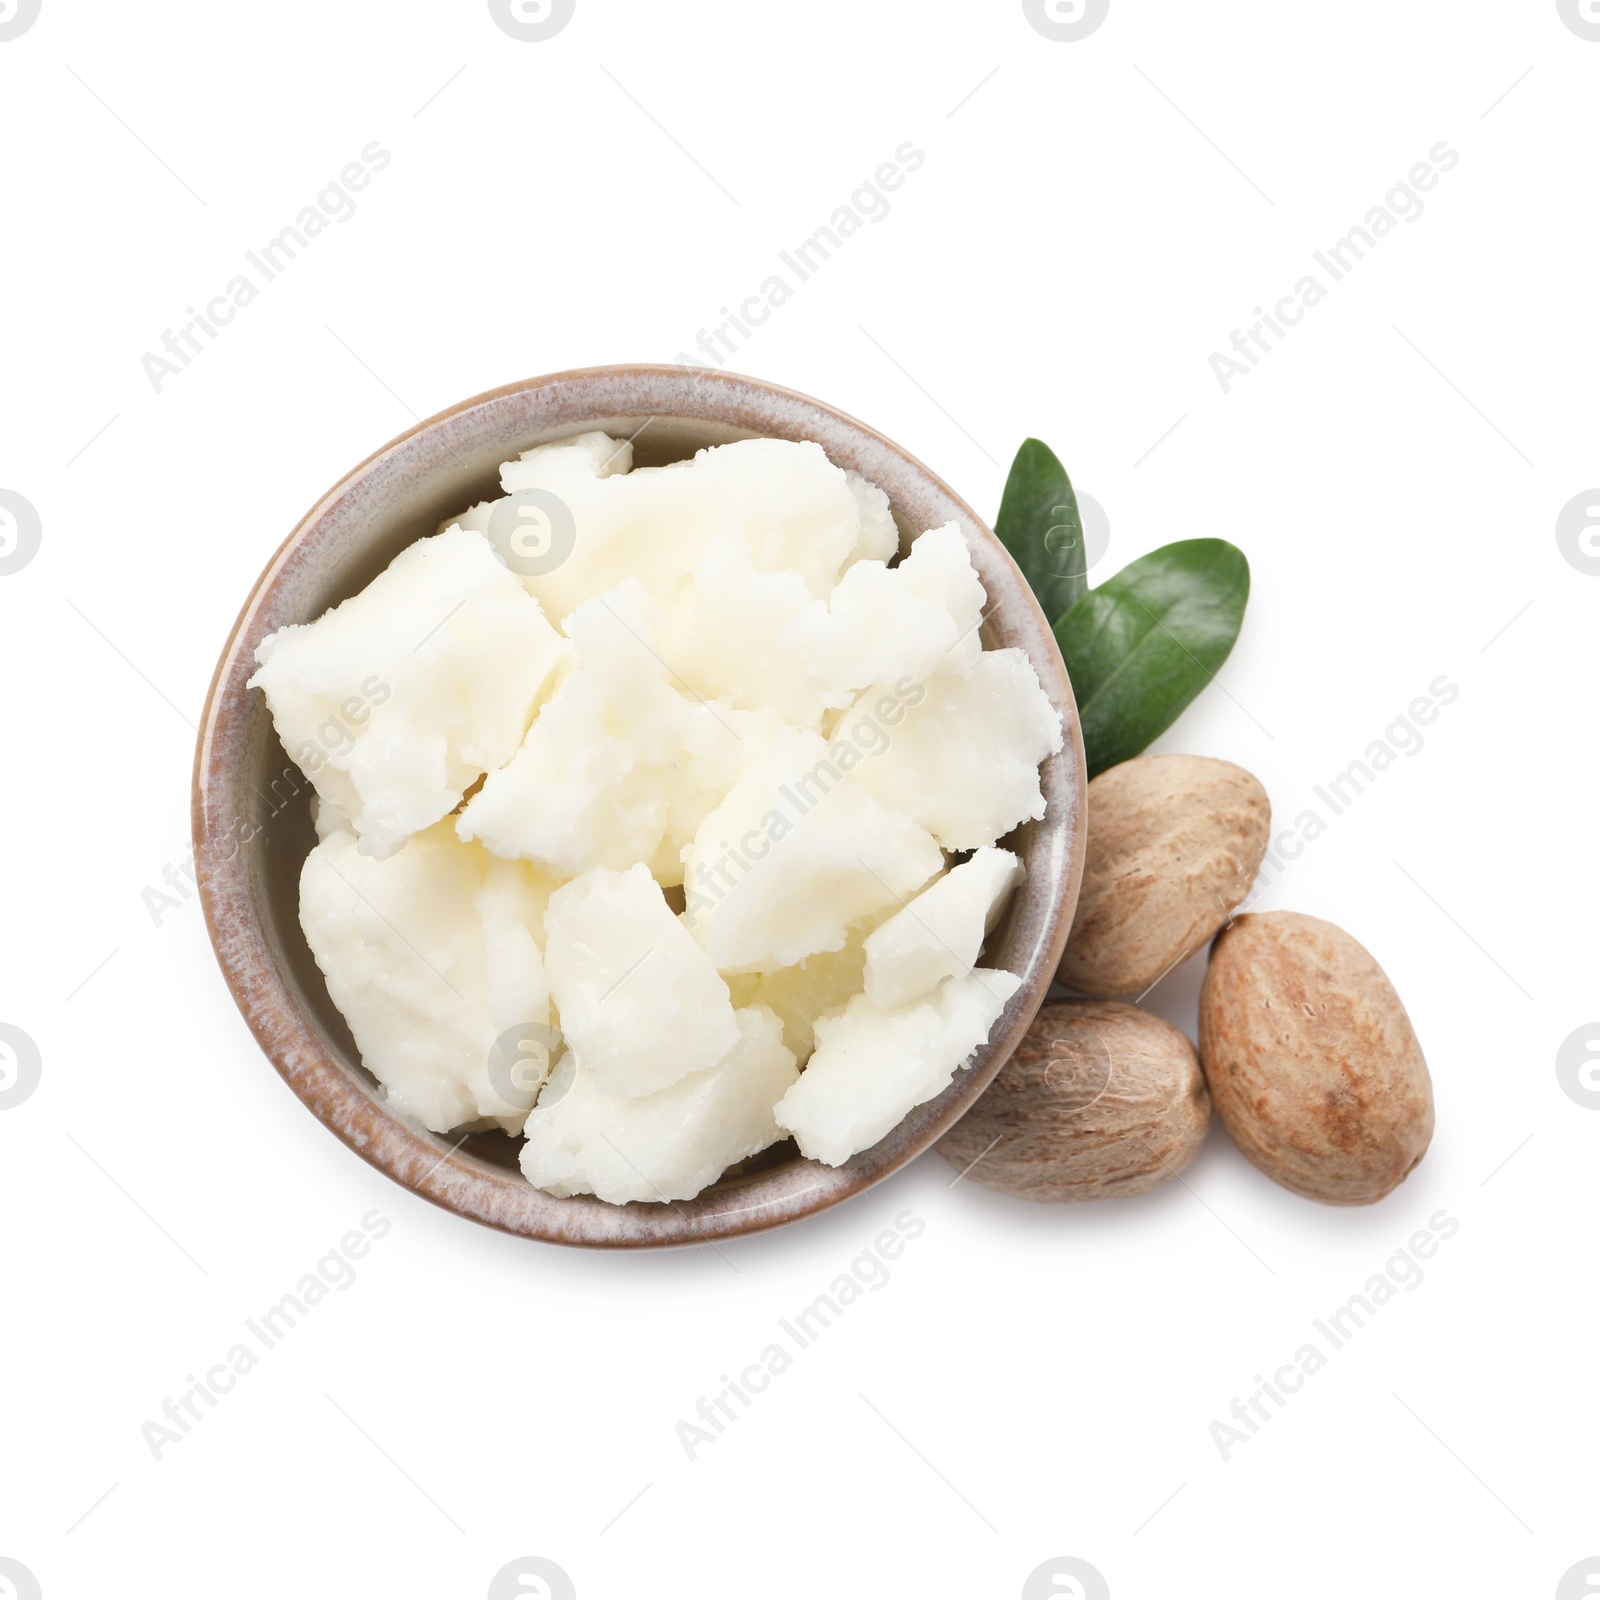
top-left (659, 538), bottom-right (839, 729)
top-left (543, 862), bottom-right (740, 1098)
top-left (478, 435), bottom-right (863, 626)
top-left (864, 847), bottom-right (1023, 1010)
top-left (519, 1006), bottom-right (799, 1203)
top-left (814, 522), bottom-right (985, 693)
top-left (299, 821), bottom-right (555, 1134)
top-left (446, 432), bottom-right (634, 538)
top-left (683, 727), bottom-right (943, 974)
top-left (776, 968), bottom-right (1022, 1166)
top-left (251, 526), bottom-right (564, 859)
top-left (842, 470), bottom-right (900, 569)
top-left (500, 429), bottom-right (634, 489)
top-left (744, 933), bottom-right (874, 1065)
top-left (845, 649), bottom-right (1063, 851)
top-left (459, 579), bottom-right (708, 880)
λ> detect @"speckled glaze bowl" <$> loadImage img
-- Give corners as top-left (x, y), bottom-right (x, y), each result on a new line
top-left (193, 366), bottom-right (1087, 1248)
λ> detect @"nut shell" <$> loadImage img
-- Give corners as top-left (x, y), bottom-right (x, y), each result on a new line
top-left (1060, 754), bottom-right (1270, 997)
top-left (1199, 911), bottom-right (1433, 1205)
top-left (937, 999), bottom-right (1210, 1201)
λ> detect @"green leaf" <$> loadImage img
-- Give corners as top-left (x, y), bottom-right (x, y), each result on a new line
top-left (1054, 539), bottom-right (1250, 778)
top-left (995, 438), bottom-right (1089, 623)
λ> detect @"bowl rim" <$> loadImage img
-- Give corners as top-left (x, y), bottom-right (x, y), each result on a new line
top-left (192, 364), bottom-right (1087, 1248)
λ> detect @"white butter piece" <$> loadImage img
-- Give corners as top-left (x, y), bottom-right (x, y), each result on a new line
top-left (659, 536), bottom-right (841, 730)
top-left (442, 432), bottom-right (636, 539)
top-left (500, 430), bottom-right (634, 488)
top-left (542, 862), bottom-right (740, 1098)
top-left (477, 435), bottom-right (865, 627)
top-left (813, 521), bottom-right (985, 694)
top-left (775, 968), bottom-right (1022, 1167)
top-left (682, 726), bottom-right (944, 974)
top-left (689, 438), bottom-right (863, 598)
top-left (843, 649), bottom-right (1063, 851)
top-left (863, 847), bottom-right (1023, 1010)
top-left (741, 932), bottom-right (873, 1065)
top-left (457, 579), bottom-right (737, 883)
top-left (251, 526), bottom-right (564, 859)
top-left (298, 821), bottom-right (556, 1134)
top-left (520, 1006), bottom-right (799, 1203)
top-left (842, 470), bottom-right (900, 568)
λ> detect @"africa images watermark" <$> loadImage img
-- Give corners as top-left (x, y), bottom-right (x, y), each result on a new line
top-left (0, 0), bottom-right (41, 42)
top-left (1557, 1023), bottom-right (1600, 1110)
top-left (488, 0), bottom-right (575, 43)
top-left (140, 1210), bottom-right (391, 1461)
top-left (140, 142), bottom-right (392, 393)
top-left (0, 1023), bottom-right (42, 1111)
top-left (672, 141), bottom-right (925, 370)
top-left (1243, 673), bottom-right (1459, 903)
top-left (1022, 0), bottom-right (1110, 43)
top-left (1556, 488), bottom-right (1600, 575)
top-left (1209, 142), bottom-right (1460, 394)
top-left (1022, 1557), bottom-right (1110, 1600)
top-left (1558, 0), bottom-right (1600, 42)
top-left (1208, 1208), bottom-right (1459, 1461)
top-left (487, 1557), bottom-right (576, 1600)
top-left (682, 674), bottom-right (926, 929)
top-left (674, 1207), bottom-right (926, 1460)
top-left (0, 488), bottom-right (42, 576)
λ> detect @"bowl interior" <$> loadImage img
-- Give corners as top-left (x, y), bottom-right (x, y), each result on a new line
top-left (200, 369), bottom-right (1085, 1246)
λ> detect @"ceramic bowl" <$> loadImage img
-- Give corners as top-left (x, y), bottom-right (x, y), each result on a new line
top-left (193, 366), bottom-right (1086, 1247)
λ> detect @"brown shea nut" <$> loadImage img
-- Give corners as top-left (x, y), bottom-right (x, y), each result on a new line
top-left (937, 1000), bottom-right (1211, 1201)
top-left (1199, 911), bottom-right (1434, 1205)
top-left (1059, 754), bottom-right (1270, 997)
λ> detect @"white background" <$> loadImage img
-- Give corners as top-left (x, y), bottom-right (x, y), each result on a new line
top-left (2, 2), bottom-right (1596, 1597)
